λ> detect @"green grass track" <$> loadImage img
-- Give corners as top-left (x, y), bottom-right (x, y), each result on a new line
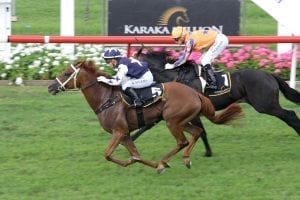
top-left (0, 86), bottom-right (299, 200)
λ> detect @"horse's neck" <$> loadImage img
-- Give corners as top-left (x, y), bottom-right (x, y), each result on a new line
top-left (81, 82), bottom-right (119, 112)
top-left (152, 69), bottom-right (179, 82)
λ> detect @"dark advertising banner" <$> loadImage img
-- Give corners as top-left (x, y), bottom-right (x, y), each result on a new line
top-left (108, 0), bottom-right (240, 35)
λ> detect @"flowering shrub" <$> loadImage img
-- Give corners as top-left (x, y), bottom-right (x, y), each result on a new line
top-left (139, 45), bottom-right (299, 80)
top-left (0, 44), bottom-right (299, 83)
top-left (214, 44), bottom-right (300, 80)
top-left (0, 43), bottom-right (118, 82)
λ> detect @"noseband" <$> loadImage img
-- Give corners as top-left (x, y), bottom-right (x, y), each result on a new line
top-left (56, 64), bottom-right (81, 91)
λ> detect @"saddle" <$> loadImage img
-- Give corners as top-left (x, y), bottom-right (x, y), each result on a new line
top-left (205, 71), bottom-right (232, 96)
top-left (194, 64), bottom-right (231, 96)
top-left (121, 83), bottom-right (165, 129)
top-left (121, 83), bottom-right (165, 107)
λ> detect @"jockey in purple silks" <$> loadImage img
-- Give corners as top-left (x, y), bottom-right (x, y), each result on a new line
top-left (97, 48), bottom-right (154, 108)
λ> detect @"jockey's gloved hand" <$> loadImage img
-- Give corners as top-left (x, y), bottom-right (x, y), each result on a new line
top-left (165, 63), bottom-right (175, 70)
top-left (97, 76), bottom-right (107, 82)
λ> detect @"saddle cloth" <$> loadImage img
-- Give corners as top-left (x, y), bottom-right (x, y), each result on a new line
top-left (205, 71), bottom-right (231, 96)
top-left (121, 83), bottom-right (164, 107)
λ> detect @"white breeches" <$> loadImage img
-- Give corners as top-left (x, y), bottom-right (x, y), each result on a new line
top-left (200, 33), bottom-right (229, 66)
top-left (121, 70), bottom-right (154, 90)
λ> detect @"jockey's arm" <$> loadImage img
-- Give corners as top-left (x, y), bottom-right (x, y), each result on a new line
top-left (174, 39), bottom-right (194, 67)
top-left (97, 64), bottom-right (128, 86)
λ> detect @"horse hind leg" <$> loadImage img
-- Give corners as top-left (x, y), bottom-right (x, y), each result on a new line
top-left (253, 102), bottom-right (300, 135)
top-left (190, 117), bottom-right (212, 157)
top-left (268, 107), bottom-right (300, 135)
top-left (182, 123), bottom-right (203, 168)
top-left (246, 90), bottom-right (300, 135)
top-left (157, 122), bottom-right (189, 173)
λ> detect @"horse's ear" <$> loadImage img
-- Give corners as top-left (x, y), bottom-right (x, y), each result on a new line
top-left (74, 59), bottom-right (84, 66)
top-left (135, 46), bottom-right (144, 58)
top-left (87, 60), bottom-right (96, 68)
top-left (166, 56), bottom-right (176, 64)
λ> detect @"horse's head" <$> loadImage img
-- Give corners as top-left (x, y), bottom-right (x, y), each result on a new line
top-left (137, 49), bottom-right (201, 89)
top-left (48, 60), bottom-right (100, 95)
top-left (139, 50), bottom-right (173, 72)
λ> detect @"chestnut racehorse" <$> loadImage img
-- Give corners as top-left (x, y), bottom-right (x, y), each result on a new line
top-left (48, 60), bottom-right (243, 173)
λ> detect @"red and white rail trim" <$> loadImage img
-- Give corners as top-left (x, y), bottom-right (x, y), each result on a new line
top-left (3, 35), bottom-right (300, 44)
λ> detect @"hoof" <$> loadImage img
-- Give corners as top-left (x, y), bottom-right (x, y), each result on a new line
top-left (185, 160), bottom-right (192, 169)
top-left (131, 156), bottom-right (141, 161)
top-left (204, 151), bottom-right (213, 157)
top-left (183, 158), bottom-right (192, 169)
top-left (164, 162), bottom-right (171, 168)
top-left (157, 162), bottom-right (170, 174)
top-left (157, 167), bottom-right (166, 174)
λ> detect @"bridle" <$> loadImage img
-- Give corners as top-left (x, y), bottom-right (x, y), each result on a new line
top-left (55, 64), bottom-right (81, 91)
top-left (55, 62), bottom-right (120, 114)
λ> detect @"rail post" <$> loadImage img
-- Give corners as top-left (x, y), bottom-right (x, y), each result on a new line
top-left (0, 0), bottom-right (11, 62)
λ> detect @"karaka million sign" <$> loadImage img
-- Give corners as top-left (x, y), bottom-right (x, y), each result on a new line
top-left (107, 0), bottom-right (240, 35)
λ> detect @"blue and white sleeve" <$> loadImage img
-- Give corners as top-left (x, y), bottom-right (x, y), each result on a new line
top-left (99, 64), bottom-right (128, 86)
top-left (174, 39), bottom-right (194, 67)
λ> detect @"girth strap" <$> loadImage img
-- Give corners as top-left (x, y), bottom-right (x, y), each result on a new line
top-left (135, 107), bottom-right (145, 128)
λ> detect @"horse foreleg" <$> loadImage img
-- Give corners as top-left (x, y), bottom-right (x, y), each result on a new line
top-left (182, 123), bottom-right (202, 168)
top-left (104, 132), bottom-right (136, 167)
top-left (120, 137), bottom-right (158, 168)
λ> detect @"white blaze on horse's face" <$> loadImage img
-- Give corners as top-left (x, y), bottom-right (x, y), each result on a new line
top-left (56, 64), bottom-right (81, 91)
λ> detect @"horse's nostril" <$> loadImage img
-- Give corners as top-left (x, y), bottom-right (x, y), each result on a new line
top-left (48, 84), bottom-right (58, 95)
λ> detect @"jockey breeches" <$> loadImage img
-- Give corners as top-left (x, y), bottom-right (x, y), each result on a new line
top-left (122, 70), bottom-right (154, 90)
top-left (200, 33), bottom-right (229, 66)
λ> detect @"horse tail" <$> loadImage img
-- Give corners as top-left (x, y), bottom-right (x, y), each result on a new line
top-left (199, 94), bottom-right (243, 125)
top-left (272, 74), bottom-right (300, 104)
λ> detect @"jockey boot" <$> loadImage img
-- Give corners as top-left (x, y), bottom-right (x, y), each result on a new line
top-left (203, 64), bottom-right (217, 90)
top-left (125, 88), bottom-right (143, 108)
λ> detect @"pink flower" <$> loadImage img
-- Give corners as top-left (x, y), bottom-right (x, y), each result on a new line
top-left (237, 55), bottom-right (247, 62)
top-left (233, 52), bottom-right (241, 58)
top-left (226, 61), bottom-right (235, 68)
top-left (259, 59), bottom-right (269, 67)
top-left (252, 54), bottom-right (261, 59)
top-left (153, 47), bottom-right (165, 52)
top-left (275, 62), bottom-right (285, 68)
top-left (243, 53), bottom-right (251, 59)
top-left (243, 45), bottom-right (253, 52)
top-left (219, 57), bottom-right (230, 63)
top-left (274, 68), bottom-right (281, 74)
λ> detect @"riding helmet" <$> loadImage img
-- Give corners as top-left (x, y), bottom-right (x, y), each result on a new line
top-left (103, 48), bottom-right (123, 59)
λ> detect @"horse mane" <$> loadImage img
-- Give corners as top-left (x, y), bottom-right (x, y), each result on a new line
top-left (74, 59), bottom-right (112, 78)
top-left (140, 50), bottom-right (197, 70)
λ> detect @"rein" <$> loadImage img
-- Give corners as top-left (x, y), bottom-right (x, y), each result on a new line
top-left (95, 95), bottom-right (121, 114)
top-left (81, 80), bottom-right (98, 90)
top-left (55, 63), bottom-right (121, 114)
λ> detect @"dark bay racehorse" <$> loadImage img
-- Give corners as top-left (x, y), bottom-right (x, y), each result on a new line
top-left (48, 60), bottom-right (243, 173)
top-left (133, 50), bottom-right (300, 154)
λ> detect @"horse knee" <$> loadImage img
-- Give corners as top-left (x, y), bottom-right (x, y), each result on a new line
top-left (193, 127), bottom-right (203, 138)
top-left (104, 153), bottom-right (112, 161)
top-left (178, 140), bottom-right (189, 149)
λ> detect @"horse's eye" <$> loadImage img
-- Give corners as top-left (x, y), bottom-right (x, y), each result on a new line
top-left (64, 72), bottom-right (71, 76)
